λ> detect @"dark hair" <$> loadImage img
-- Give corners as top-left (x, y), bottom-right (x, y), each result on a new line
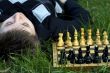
top-left (0, 30), bottom-right (39, 60)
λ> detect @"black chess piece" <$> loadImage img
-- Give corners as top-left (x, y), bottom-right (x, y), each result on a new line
top-left (84, 46), bottom-right (92, 64)
top-left (93, 46), bottom-right (101, 63)
top-left (67, 49), bottom-right (75, 64)
top-left (102, 46), bottom-right (109, 62)
top-left (75, 47), bottom-right (84, 64)
top-left (59, 49), bottom-right (67, 64)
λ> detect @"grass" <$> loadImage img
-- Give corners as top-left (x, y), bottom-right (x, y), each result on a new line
top-left (80, 0), bottom-right (110, 34)
top-left (1, 0), bottom-right (110, 73)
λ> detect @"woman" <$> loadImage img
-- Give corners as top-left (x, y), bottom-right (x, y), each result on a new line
top-left (0, 0), bottom-right (91, 40)
top-left (0, 0), bottom-right (91, 59)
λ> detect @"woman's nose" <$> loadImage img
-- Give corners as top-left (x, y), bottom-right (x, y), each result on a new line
top-left (15, 12), bottom-right (25, 23)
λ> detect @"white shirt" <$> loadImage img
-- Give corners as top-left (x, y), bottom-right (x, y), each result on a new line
top-left (8, 0), bottom-right (27, 4)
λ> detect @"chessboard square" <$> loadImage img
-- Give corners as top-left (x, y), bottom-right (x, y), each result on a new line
top-left (90, 50), bottom-right (94, 53)
top-left (81, 48), bottom-right (86, 50)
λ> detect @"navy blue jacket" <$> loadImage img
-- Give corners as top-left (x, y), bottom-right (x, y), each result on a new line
top-left (0, 0), bottom-right (91, 41)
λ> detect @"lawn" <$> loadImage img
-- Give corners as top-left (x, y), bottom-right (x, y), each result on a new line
top-left (0, 0), bottom-right (110, 73)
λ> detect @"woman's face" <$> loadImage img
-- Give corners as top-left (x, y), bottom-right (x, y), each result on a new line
top-left (0, 12), bottom-right (36, 36)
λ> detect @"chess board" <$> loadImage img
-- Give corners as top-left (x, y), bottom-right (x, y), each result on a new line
top-left (53, 43), bottom-right (110, 68)
top-left (52, 28), bottom-right (110, 69)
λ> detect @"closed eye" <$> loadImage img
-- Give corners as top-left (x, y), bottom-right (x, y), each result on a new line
top-left (22, 23), bottom-right (29, 27)
top-left (5, 22), bottom-right (13, 26)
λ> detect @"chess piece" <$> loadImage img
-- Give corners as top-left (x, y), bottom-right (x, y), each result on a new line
top-left (103, 31), bottom-right (109, 45)
top-left (73, 29), bottom-right (79, 46)
top-left (93, 46), bottom-right (101, 63)
top-left (65, 32), bottom-right (72, 47)
top-left (59, 49), bottom-right (67, 64)
top-left (57, 33), bottom-right (64, 47)
top-left (80, 28), bottom-right (86, 46)
top-left (96, 29), bottom-right (102, 46)
top-left (67, 49), bottom-right (75, 64)
top-left (84, 46), bottom-right (92, 64)
top-left (102, 46), bottom-right (109, 62)
top-left (75, 47), bottom-right (84, 64)
top-left (87, 29), bottom-right (93, 45)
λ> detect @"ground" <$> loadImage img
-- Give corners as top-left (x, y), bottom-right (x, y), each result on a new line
top-left (0, 0), bottom-right (110, 73)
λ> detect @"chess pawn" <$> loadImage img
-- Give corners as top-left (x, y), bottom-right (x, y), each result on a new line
top-left (84, 46), bottom-right (92, 64)
top-left (73, 29), bottom-right (79, 46)
top-left (87, 29), bottom-right (93, 45)
top-left (67, 50), bottom-right (75, 64)
top-left (65, 32), bottom-right (72, 47)
top-left (96, 29), bottom-right (102, 46)
top-left (75, 47), bottom-right (84, 64)
top-left (102, 46), bottom-right (109, 62)
top-left (57, 33), bottom-right (64, 47)
top-left (93, 46), bottom-right (101, 63)
top-left (103, 31), bottom-right (109, 45)
top-left (59, 49), bottom-right (67, 64)
top-left (80, 28), bottom-right (86, 46)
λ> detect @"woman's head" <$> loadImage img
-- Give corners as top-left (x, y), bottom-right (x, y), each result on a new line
top-left (0, 12), bottom-right (39, 59)
top-left (0, 12), bottom-right (36, 36)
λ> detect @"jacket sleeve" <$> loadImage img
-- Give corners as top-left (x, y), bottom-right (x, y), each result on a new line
top-left (47, 0), bottom-right (91, 40)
